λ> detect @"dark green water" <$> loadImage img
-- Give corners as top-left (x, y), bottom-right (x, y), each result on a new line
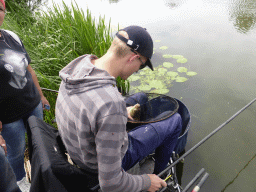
top-left (49, 0), bottom-right (256, 191)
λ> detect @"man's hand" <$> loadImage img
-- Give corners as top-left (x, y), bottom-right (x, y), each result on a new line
top-left (41, 96), bottom-right (50, 111)
top-left (0, 121), bottom-right (7, 156)
top-left (147, 174), bottom-right (167, 192)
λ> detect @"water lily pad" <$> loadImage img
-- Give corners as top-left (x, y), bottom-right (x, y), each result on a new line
top-left (149, 80), bottom-right (165, 89)
top-left (128, 51), bottom-right (195, 95)
top-left (177, 67), bottom-right (188, 73)
top-left (177, 58), bottom-right (188, 63)
top-left (149, 89), bottom-right (158, 93)
top-left (163, 62), bottom-right (174, 68)
top-left (163, 54), bottom-right (172, 58)
top-left (172, 55), bottom-right (184, 59)
top-left (157, 89), bottom-right (170, 94)
top-left (139, 85), bottom-right (151, 91)
top-left (167, 71), bottom-right (178, 77)
top-left (149, 69), bottom-right (155, 74)
top-left (186, 71), bottom-right (197, 76)
top-left (129, 75), bottom-right (140, 81)
top-left (176, 77), bottom-right (188, 82)
top-left (155, 40), bottom-right (161, 42)
top-left (158, 68), bottom-right (167, 75)
top-left (160, 46), bottom-right (168, 50)
top-left (142, 68), bottom-right (151, 71)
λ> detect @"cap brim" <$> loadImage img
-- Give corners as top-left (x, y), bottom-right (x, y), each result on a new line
top-left (146, 59), bottom-right (154, 71)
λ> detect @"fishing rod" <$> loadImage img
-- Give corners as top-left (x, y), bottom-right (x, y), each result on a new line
top-left (191, 172), bottom-right (209, 192)
top-left (158, 97), bottom-right (256, 180)
top-left (182, 168), bottom-right (205, 192)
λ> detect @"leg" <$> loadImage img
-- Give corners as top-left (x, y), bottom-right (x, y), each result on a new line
top-left (122, 113), bottom-right (182, 173)
top-left (1, 119), bottom-right (26, 181)
top-left (152, 115), bottom-right (182, 174)
top-left (0, 147), bottom-right (22, 192)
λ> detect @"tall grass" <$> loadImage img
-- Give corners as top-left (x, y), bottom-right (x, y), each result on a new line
top-left (2, 1), bottom-right (130, 126)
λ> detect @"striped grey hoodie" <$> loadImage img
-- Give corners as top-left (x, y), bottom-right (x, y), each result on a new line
top-left (55, 54), bottom-right (151, 192)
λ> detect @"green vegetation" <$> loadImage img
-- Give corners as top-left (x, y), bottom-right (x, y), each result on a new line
top-left (159, 46), bottom-right (168, 50)
top-left (3, 1), bottom-right (129, 126)
top-left (128, 40), bottom-right (198, 94)
top-left (5, 0), bottom-right (47, 13)
top-left (3, 1), bottom-right (197, 126)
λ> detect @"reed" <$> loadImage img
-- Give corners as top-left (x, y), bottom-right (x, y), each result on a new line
top-left (2, 1), bottom-right (130, 126)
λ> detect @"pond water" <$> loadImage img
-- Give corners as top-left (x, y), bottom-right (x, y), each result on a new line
top-left (46, 0), bottom-right (256, 191)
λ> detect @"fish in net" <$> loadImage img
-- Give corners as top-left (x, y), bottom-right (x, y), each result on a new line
top-left (124, 92), bottom-right (179, 131)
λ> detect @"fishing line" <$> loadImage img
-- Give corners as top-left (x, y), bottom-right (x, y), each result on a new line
top-left (158, 97), bottom-right (256, 178)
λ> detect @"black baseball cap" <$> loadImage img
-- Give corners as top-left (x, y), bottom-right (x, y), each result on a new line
top-left (116, 26), bottom-right (154, 71)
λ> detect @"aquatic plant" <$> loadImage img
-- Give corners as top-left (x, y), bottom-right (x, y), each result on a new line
top-left (163, 54), bottom-right (172, 58)
top-left (186, 71), bottom-right (197, 76)
top-left (163, 62), bottom-right (174, 68)
top-left (160, 46), bottom-right (169, 50)
top-left (128, 49), bottom-right (197, 94)
top-left (177, 67), bottom-right (188, 73)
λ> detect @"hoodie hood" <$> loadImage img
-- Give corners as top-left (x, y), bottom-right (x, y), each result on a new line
top-left (59, 54), bottom-right (116, 95)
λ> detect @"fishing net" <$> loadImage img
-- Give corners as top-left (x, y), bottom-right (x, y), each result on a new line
top-left (124, 92), bottom-right (179, 131)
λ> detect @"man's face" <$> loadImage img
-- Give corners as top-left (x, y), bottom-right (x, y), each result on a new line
top-left (0, 2), bottom-right (5, 27)
top-left (121, 55), bottom-right (147, 80)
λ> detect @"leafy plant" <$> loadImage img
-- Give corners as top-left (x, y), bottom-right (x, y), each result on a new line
top-left (128, 52), bottom-right (197, 94)
top-left (116, 76), bottom-right (130, 96)
top-left (2, 1), bottom-right (129, 125)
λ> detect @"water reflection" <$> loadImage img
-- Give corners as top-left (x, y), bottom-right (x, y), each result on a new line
top-left (229, 0), bottom-right (256, 34)
top-left (221, 153), bottom-right (256, 192)
top-left (163, 0), bottom-right (187, 9)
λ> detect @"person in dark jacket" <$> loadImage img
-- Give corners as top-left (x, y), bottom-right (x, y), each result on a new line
top-left (0, 1), bottom-right (50, 191)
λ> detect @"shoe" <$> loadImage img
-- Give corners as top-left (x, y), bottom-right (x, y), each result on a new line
top-left (17, 177), bottom-right (31, 192)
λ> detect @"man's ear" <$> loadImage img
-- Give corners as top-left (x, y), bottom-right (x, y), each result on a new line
top-left (129, 54), bottom-right (139, 62)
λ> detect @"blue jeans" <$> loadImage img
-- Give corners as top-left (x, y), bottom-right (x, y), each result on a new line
top-left (1, 102), bottom-right (43, 181)
top-left (0, 147), bottom-right (22, 192)
top-left (122, 93), bottom-right (182, 174)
